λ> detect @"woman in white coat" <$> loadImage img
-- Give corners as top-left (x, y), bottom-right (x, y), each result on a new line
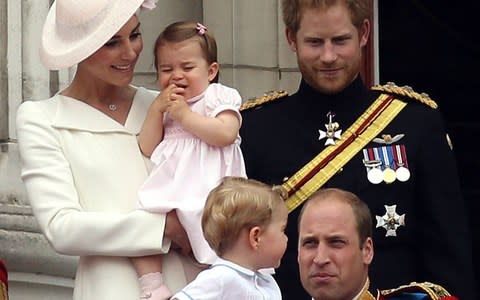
top-left (15, 0), bottom-right (202, 299)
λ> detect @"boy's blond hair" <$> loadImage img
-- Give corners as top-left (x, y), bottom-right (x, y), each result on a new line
top-left (202, 176), bottom-right (287, 256)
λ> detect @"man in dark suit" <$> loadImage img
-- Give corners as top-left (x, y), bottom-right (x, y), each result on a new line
top-left (240, 0), bottom-right (476, 299)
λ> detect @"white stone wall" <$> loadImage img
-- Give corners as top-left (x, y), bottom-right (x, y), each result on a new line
top-left (133, 0), bottom-right (301, 100)
top-left (0, 1), bottom-right (302, 299)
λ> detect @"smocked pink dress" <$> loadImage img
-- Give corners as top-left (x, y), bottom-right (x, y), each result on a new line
top-left (138, 83), bottom-right (247, 264)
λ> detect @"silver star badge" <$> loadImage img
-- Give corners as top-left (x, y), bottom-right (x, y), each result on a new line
top-left (376, 205), bottom-right (405, 237)
top-left (319, 112), bottom-right (342, 146)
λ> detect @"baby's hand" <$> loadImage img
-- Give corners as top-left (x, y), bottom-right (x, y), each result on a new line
top-left (167, 95), bottom-right (190, 123)
top-left (153, 84), bottom-right (176, 113)
top-left (154, 84), bottom-right (186, 113)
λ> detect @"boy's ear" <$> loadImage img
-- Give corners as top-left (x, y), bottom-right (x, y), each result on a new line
top-left (208, 62), bottom-right (219, 82)
top-left (248, 226), bottom-right (262, 249)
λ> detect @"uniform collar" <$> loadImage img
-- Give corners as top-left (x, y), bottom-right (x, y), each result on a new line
top-left (51, 87), bottom-right (152, 134)
top-left (353, 277), bottom-right (375, 300)
top-left (294, 75), bottom-right (373, 129)
top-left (296, 75), bottom-right (370, 109)
top-left (311, 277), bottom-right (375, 300)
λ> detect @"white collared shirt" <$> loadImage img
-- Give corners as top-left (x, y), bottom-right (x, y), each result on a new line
top-left (171, 257), bottom-right (282, 300)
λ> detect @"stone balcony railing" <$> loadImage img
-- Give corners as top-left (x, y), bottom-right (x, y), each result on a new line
top-left (0, 140), bottom-right (77, 300)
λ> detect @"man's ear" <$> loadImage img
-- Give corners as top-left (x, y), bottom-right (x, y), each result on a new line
top-left (248, 226), bottom-right (262, 250)
top-left (285, 28), bottom-right (297, 52)
top-left (362, 237), bottom-right (374, 265)
top-left (359, 19), bottom-right (370, 48)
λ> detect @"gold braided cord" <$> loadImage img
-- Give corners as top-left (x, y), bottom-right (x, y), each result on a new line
top-left (371, 82), bottom-right (438, 109)
top-left (380, 281), bottom-right (452, 299)
top-left (240, 90), bottom-right (288, 111)
top-left (283, 95), bottom-right (407, 212)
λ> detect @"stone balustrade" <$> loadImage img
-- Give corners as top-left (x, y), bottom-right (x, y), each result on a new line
top-left (0, 141), bottom-right (77, 299)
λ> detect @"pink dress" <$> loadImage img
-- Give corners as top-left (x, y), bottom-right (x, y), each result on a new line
top-left (138, 83), bottom-right (247, 264)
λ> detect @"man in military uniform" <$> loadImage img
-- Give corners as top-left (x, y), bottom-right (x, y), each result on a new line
top-left (298, 188), bottom-right (457, 300)
top-left (240, 0), bottom-right (476, 299)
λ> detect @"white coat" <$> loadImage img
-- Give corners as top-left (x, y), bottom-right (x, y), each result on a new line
top-left (16, 87), bottom-right (201, 300)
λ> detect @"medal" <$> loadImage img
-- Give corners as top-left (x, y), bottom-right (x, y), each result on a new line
top-left (383, 168), bottom-right (396, 183)
top-left (364, 143), bottom-right (411, 184)
top-left (318, 111), bottom-right (342, 146)
top-left (396, 165), bottom-right (410, 182)
top-left (380, 146), bottom-right (396, 184)
top-left (393, 144), bottom-right (410, 182)
top-left (376, 204), bottom-right (406, 237)
top-left (367, 167), bottom-right (383, 184)
top-left (362, 151), bottom-right (383, 184)
top-left (363, 149), bottom-right (382, 184)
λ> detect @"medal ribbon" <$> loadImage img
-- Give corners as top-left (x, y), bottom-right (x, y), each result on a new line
top-left (283, 94), bottom-right (407, 212)
top-left (393, 144), bottom-right (409, 168)
top-left (381, 146), bottom-right (395, 169)
top-left (373, 147), bottom-right (382, 169)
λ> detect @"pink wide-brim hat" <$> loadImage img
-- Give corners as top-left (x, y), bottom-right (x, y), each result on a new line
top-left (40, 0), bottom-right (146, 70)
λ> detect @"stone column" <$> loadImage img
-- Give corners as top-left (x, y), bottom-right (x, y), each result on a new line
top-left (0, 0), bottom-right (8, 141)
top-left (21, 0), bottom-right (50, 101)
top-left (1, 2), bottom-right (76, 300)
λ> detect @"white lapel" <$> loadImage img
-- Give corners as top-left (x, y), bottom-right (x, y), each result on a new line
top-left (51, 87), bottom-right (156, 135)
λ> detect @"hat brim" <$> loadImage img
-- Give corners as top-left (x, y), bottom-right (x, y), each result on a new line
top-left (40, 0), bottom-right (144, 70)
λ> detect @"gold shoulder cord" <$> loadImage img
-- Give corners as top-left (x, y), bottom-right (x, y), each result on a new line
top-left (372, 82), bottom-right (456, 151)
top-left (379, 281), bottom-right (452, 299)
top-left (240, 90), bottom-right (288, 111)
top-left (371, 82), bottom-right (438, 109)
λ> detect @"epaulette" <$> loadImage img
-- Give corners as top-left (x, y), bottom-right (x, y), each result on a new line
top-left (379, 281), bottom-right (456, 300)
top-left (371, 82), bottom-right (438, 109)
top-left (240, 90), bottom-right (288, 111)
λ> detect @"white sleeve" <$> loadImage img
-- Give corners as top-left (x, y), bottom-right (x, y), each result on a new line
top-left (16, 101), bottom-right (170, 257)
top-left (204, 83), bottom-right (242, 124)
top-left (170, 268), bottom-right (225, 300)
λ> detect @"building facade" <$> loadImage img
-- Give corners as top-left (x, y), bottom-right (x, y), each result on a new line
top-left (0, 0), bottom-right (308, 299)
top-left (6, 1), bottom-right (478, 299)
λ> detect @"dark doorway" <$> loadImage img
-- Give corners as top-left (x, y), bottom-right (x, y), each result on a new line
top-left (378, 0), bottom-right (480, 293)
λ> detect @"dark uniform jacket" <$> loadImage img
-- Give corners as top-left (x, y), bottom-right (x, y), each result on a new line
top-left (240, 76), bottom-right (475, 300)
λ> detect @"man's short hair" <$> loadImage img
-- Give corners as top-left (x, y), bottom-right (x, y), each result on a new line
top-left (282, 0), bottom-right (370, 34)
top-left (298, 188), bottom-right (372, 247)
